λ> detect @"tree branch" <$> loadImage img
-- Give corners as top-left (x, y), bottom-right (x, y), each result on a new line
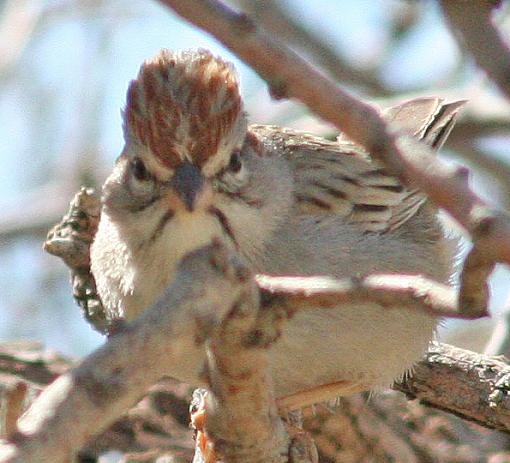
top-left (192, 284), bottom-right (292, 463)
top-left (0, 344), bottom-right (196, 461)
top-left (155, 0), bottom-right (510, 298)
top-left (256, 273), bottom-right (477, 320)
top-left (440, 0), bottom-right (510, 101)
top-left (394, 343), bottom-right (510, 434)
top-left (3, 341), bottom-right (510, 462)
top-left (0, 242), bottom-right (251, 463)
top-left (44, 188), bottom-right (108, 334)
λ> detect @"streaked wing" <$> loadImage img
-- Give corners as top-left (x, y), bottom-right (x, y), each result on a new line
top-left (250, 98), bottom-right (464, 233)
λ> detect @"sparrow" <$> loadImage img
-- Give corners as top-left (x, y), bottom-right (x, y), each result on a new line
top-left (91, 49), bottom-right (462, 409)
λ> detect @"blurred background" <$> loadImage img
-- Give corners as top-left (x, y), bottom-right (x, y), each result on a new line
top-left (1, 0), bottom-right (510, 358)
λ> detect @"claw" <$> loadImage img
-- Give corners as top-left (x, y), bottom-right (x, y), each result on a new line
top-left (190, 389), bottom-right (217, 463)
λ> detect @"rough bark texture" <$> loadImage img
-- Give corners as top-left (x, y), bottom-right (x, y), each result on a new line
top-left (1, 180), bottom-right (505, 461)
top-left (2, 343), bottom-right (510, 462)
top-left (395, 343), bottom-right (510, 433)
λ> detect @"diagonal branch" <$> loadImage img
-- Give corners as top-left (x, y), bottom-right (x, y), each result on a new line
top-left (440, 0), bottom-right (510, 101)
top-left (156, 0), bottom-right (510, 279)
top-left (0, 242), bottom-right (251, 463)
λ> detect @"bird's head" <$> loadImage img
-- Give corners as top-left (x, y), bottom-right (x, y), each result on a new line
top-left (98, 50), bottom-right (292, 281)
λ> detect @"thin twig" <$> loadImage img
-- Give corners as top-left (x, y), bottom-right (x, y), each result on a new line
top-left (234, 0), bottom-right (390, 95)
top-left (256, 273), bottom-right (483, 320)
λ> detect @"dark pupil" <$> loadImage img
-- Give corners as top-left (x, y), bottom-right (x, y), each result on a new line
top-left (132, 158), bottom-right (149, 181)
top-left (228, 151), bottom-right (242, 173)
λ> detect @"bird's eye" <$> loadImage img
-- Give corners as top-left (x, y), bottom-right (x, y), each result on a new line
top-left (131, 158), bottom-right (150, 181)
top-left (227, 151), bottom-right (242, 173)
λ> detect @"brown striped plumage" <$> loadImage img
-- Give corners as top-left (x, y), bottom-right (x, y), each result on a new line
top-left (124, 49), bottom-right (246, 169)
top-left (249, 97), bottom-right (463, 232)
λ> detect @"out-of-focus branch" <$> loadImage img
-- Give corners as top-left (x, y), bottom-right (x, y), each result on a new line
top-left (451, 117), bottom-right (510, 141)
top-left (441, 0), bottom-right (510, 102)
top-left (234, 0), bottom-right (391, 96)
top-left (0, 342), bottom-right (70, 385)
top-left (0, 0), bottom-right (43, 75)
top-left (305, 390), bottom-right (510, 462)
top-left (157, 0), bottom-right (510, 274)
top-left (447, 141), bottom-right (510, 203)
top-left (0, 242), bottom-right (251, 463)
top-left (395, 343), bottom-right (510, 433)
top-left (0, 343), bottom-right (70, 443)
top-left (0, 182), bottom-right (78, 242)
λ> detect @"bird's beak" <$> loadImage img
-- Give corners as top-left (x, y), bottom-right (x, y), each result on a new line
top-left (170, 162), bottom-right (206, 212)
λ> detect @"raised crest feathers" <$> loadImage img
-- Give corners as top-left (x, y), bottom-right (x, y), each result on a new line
top-left (124, 49), bottom-right (246, 169)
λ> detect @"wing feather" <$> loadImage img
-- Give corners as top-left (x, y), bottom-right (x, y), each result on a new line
top-left (250, 97), bottom-right (464, 233)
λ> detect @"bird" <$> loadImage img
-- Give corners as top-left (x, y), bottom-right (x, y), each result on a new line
top-left (90, 49), bottom-right (462, 410)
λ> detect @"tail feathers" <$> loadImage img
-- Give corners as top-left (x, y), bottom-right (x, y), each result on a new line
top-left (380, 97), bottom-right (466, 232)
top-left (382, 97), bottom-right (466, 150)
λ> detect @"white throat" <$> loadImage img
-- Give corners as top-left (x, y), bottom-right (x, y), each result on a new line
top-left (92, 207), bottom-right (228, 321)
